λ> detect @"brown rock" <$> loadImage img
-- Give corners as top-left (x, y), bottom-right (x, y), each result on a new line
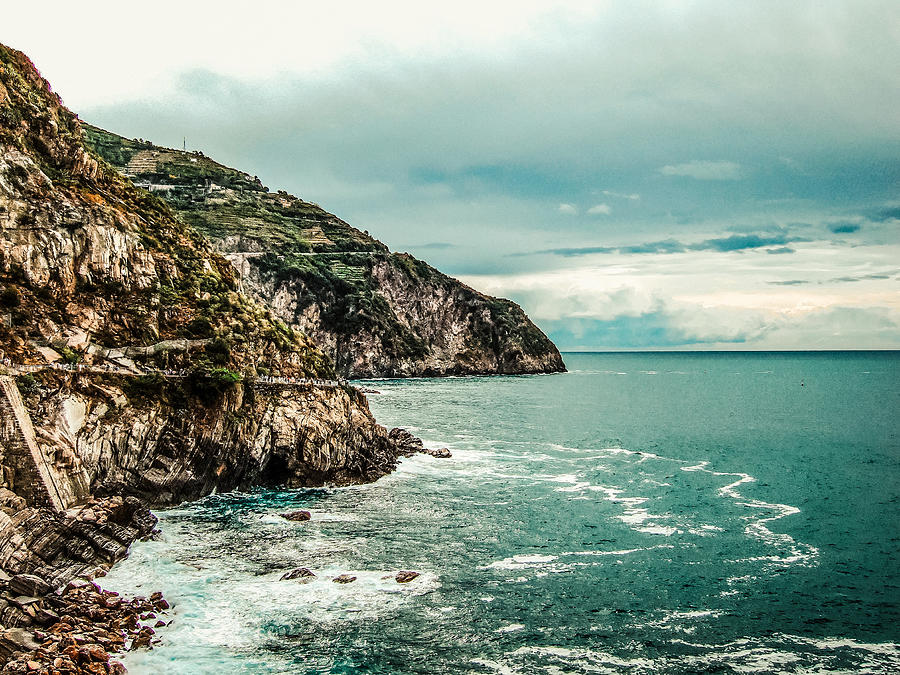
top-left (424, 447), bottom-right (452, 458)
top-left (130, 634), bottom-right (151, 649)
top-left (332, 574), bottom-right (357, 584)
top-left (280, 568), bottom-right (316, 581)
top-left (280, 510), bottom-right (311, 522)
top-left (395, 571), bottom-right (421, 583)
top-left (9, 574), bottom-right (53, 597)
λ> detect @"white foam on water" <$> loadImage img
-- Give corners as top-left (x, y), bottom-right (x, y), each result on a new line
top-left (640, 608), bottom-right (725, 632)
top-left (480, 634), bottom-right (900, 675)
top-left (636, 525), bottom-right (680, 536)
top-left (496, 623), bottom-right (525, 633)
top-left (680, 461), bottom-right (819, 569)
top-left (555, 481), bottom-right (592, 492)
top-left (560, 545), bottom-right (675, 557)
top-left (484, 554), bottom-right (559, 570)
top-left (470, 658), bottom-right (519, 675)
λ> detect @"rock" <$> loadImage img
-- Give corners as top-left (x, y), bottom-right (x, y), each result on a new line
top-left (395, 571), bottom-right (420, 583)
top-left (131, 634), bottom-right (152, 649)
top-left (423, 447), bottom-right (452, 458)
top-left (280, 568), bottom-right (316, 581)
top-left (0, 627), bottom-right (41, 658)
top-left (0, 488), bottom-right (26, 514)
top-left (332, 574), bottom-right (357, 584)
top-left (389, 428), bottom-right (426, 457)
top-left (86, 645), bottom-right (109, 662)
top-left (8, 574), bottom-right (53, 597)
top-left (280, 510), bottom-right (311, 522)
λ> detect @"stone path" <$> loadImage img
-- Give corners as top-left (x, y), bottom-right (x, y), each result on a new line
top-left (0, 360), bottom-right (348, 389)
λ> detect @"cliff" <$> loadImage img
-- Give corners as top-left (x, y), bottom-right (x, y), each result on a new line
top-left (0, 42), bottom-right (399, 509)
top-left (83, 127), bottom-right (565, 378)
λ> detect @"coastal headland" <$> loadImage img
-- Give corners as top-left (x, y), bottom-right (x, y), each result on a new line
top-left (0, 42), bottom-right (560, 672)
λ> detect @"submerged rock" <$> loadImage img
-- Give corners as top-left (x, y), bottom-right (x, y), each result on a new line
top-left (280, 511), bottom-right (311, 522)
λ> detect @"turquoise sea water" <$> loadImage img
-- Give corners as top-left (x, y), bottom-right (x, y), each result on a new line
top-left (104, 352), bottom-right (900, 673)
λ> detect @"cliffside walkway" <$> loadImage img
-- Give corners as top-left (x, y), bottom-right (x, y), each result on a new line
top-left (0, 360), bottom-right (349, 390)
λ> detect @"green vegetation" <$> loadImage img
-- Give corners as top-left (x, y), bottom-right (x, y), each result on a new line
top-left (15, 373), bottom-right (37, 395)
top-left (0, 45), bottom-right (338, 380)
top-left (74, 113), bottom-right (560, 376)
top-left (60, 347), bottom-right (80, 364)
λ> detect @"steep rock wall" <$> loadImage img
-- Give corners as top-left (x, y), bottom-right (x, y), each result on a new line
top-left (0, 43), bottom-right (399, 509)
top-left (81, 127), bottom-right (566, 379)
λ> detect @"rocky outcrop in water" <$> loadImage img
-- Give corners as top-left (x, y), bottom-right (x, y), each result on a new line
top-left (0, 582), bottom-right (171, 674)
top-left (388, 427), bottom-right (452, 459)
top-left (0, 496), bottom-right (161, 673)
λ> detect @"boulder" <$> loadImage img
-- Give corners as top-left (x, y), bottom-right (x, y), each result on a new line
top-left (280, 568), bottom-right (316, 581)
top-left (388, 428), bottom-right (424, 456)
top-left (0, 627), bottom-right (41, 660)
top-left (332, 574), bottom-right (357, 584)
top-left (8, 574), bottom-right (52, 597)
top-left (280, 510), bottom-right (311, 522)
top-left (423, 447), bottom-right (451, 459)
top-left (395, 571), bottom-right (420, 583)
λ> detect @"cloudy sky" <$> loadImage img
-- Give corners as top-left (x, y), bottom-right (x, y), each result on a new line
top-left (6, 1), bottom-right (899, 349)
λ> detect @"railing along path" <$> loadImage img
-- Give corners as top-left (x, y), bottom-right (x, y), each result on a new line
top-left (0, 359), bottom-right (347, 389)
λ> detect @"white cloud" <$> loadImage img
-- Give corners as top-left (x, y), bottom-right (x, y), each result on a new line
top-left (587, 203), bottom-right (611, 215)
top-left (659, 160), bottom-right (742, 181)
top-left (461, 242), bottom-right (900, 348)
top-left (558, 203), bottom-right (578, 215)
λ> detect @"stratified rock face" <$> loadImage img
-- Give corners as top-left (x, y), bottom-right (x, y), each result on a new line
top-left (0, 497), bottom-right (157, 596)
top-left (22, 375), bottom-right (398, 506)
top-left (0, 43), bottom-right (399, 508)
top-left (82, 127), bottom-right (566, 378)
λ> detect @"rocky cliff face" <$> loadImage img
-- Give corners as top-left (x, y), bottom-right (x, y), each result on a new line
top-left (0, 43), bottom-right (399, 510)
top-left (83, 127), bottom-right (566, 378)
top-left (19, 372), bottom-right (397, 506)
top-left (0, 42), bottom-right (411, 672)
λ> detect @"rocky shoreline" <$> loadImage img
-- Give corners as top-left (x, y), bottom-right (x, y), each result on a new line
top-left (0, 427), bottom-right (438, 673)
top-left (0, 497), bottom-right (164, 673)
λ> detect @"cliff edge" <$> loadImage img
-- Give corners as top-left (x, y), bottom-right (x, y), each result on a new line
top-left (0, 43), bottom-right (399, 509)
top-left (83, 127), bottom-right (566, 378)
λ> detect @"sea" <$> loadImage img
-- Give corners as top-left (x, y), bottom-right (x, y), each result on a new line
top-left (103, 352), bottom-right (900, 674)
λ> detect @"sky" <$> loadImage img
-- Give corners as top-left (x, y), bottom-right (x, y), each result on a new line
top-left (5, 0), bottom-right (899, 350)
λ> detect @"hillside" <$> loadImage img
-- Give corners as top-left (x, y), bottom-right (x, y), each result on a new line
top-left (0, 42), bottom-right (400, 507)
top-left (83, 126), bottom-right (565, 378)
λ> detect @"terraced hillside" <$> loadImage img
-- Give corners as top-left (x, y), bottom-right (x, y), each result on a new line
top-left (84, 126), bottom-right (565, 378)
